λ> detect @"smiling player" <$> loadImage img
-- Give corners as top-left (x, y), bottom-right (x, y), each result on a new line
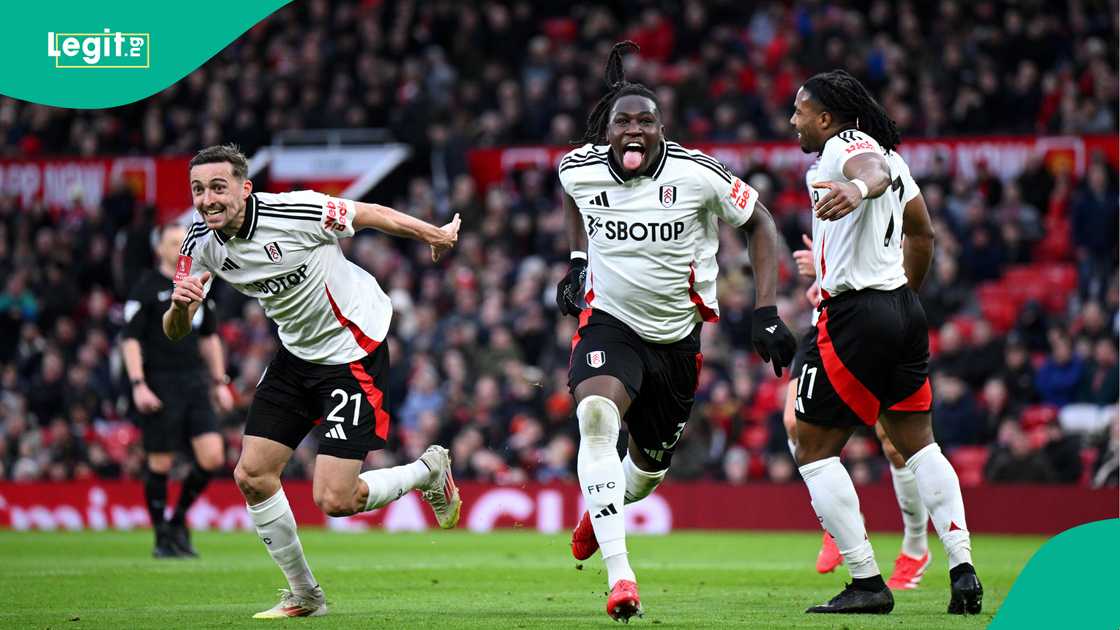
top-left (167, 144), bottom-right (463, 619)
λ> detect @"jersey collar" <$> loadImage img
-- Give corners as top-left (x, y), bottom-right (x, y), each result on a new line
top-left (214, 194), bottom-right (259, 244)
top-left (606, 140), bottom-right (668, 183)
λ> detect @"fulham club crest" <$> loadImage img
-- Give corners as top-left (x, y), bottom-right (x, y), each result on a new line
top-left (659, 185), bottom-right (677, 208)
top-left (264, 241), bottom-right (283, 263)
top-left (586, 350), bottom-right (606, 368)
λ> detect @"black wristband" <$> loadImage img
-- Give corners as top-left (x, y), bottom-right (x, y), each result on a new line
top-left (754, 305), bottom-right (778, 318)
top-left (130, 378), bottom-right (145, 387)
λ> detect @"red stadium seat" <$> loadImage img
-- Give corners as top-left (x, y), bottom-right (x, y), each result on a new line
top-left (1020, 404), bottom-right (1059, 430)
top-left (977, 284), bottom-right (1018, 332)
top-left (949, 446), bottom-right (990, 487)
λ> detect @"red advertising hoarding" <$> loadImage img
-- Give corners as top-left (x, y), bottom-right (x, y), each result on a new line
top-left (468, 134), bottom-right (1119, 192)
top-left (0, 156), bottom-right (192, 223)
top-left (0, 480), bottom-right (1113, 535)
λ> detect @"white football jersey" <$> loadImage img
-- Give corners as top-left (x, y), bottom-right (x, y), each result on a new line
top-left (806, 129), bottom-right (919, 299)
top-left (180, 190), bottom-right (392, 365)
top-left (559, 141), bottom-right (758, 343)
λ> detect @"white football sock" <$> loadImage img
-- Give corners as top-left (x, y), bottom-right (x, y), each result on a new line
top-left (622, 453), bottom-right (665, 504)
top-left (799, 457), bottom-right (880, 579)
top-left (360, 460), bottom-right (432, 511)
top-left (576, 395), bottom-right (634, 587)
top-left (247, 488), bottom-right (318, 595)
top-left (906, 443), bottom-right (972, 569)
top-left (890, 464), bottom-right (930, 558)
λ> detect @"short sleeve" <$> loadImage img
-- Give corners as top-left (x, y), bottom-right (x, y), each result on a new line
top-left (695, 153), bottom-right (757, 228)
top-left (258, 190), bottom-right (356, 243)
top-left (821, 129), bottom-right (884, 176)
top-left (177, 222), bottom-right (216, 297)
top-left (896, 155), bottom-right (921, 205)
top-left (122, 283), bottom-right (148, 340)
top-left (557, 144), bottom-right (598, 197)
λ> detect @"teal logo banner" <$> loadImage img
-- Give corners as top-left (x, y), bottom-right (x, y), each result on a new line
top-left (990, 518), bottom-right (1119, 628)
top-left (3, 1), bottom-right (291, 108)
top-left (47, 30), bottom-right (150, 69)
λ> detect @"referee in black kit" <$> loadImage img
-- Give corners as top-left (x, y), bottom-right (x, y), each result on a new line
top-left (121, 223), bottom-right (234, 558)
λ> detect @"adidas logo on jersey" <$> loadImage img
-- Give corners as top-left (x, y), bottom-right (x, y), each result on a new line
top-left (588, 191), bottom-right (610, 207)
top-left (220, 257), bottom-right (241, 272)
top-left (765, 325), bottom-right (777, 334)
top-left (324, 424), bottom-right (348, 440)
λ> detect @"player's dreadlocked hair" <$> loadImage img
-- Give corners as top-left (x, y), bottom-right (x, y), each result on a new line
top-left (803, 69), bottom-right (900, 152)
top-left (580, 41), bottom-right (660, 145)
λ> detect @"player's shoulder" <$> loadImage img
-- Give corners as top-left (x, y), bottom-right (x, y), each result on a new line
top-left (663, 141), bottom-right (734, 184)
top-left (180, 220), bottom-right (214, 257)
top-left (558, 143), bottom-right (609, 172)
top-left (823, 129), bottom-right (882, 155)
top-left (254, 189), bottom-right (325, 210)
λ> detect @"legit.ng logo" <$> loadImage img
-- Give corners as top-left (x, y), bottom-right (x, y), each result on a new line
top-left (47, 29), bottom-right (150, 68)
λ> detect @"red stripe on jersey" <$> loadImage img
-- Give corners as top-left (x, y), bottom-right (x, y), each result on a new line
top-left (325, 286), bottom-right (380, 353)
top-left (816, 307), bottom-right (879, 425)
top-left (889, 377), bottom-right (932, 412)
top-left (349, 361), bottom-right (390, 440)
top-left (688, 267), bottom-right (720, 322)
top-left (585, 270), bottom-right (595, 305)
top-left (819, 233), bottom-right (831, 301)
top-left (569, 308), bottom-right (593, 368)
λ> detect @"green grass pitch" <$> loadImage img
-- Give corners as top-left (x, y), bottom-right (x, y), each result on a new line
top-left (0, 529), bottom-right (1042, 629)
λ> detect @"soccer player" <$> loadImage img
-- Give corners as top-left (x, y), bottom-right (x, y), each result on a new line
top-left (556, 42), bottom-right (798, 621)
top-left (788, 70), bottom-right (982, 615)
top-left (166, 145), bottom-right (463, 618)
top-left (122, 223), bottom-right (233, 558)
top-left (786, 234), bottom-right (932, 590)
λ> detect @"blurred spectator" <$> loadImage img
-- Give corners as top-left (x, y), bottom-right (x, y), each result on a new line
top-left (985, 421), bottom-right (1057, 483)
top-left (1035, 329), bottom-right (1084, 406)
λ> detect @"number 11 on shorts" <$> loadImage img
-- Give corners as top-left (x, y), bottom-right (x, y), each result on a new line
top-left (795, 364), bottom-right (818, 413)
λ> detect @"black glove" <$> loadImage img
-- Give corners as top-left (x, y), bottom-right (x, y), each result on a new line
top-left (751, 305), bottom-right (798, 377)
top-left (555, 257), bottom-right (588, 317)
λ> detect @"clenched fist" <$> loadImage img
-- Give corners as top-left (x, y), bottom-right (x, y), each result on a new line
top-left (172, 271), bottom-right (211, 311)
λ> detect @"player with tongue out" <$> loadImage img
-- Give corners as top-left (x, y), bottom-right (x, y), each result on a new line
top-left (555, 41), bottom-right (798, 622)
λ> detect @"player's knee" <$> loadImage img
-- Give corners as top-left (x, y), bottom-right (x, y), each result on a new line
top-left (576, 395), bottom-right (620, 441)
top-left (147, 453), bottom-right (173, 474)
top-left (234, 462), bottom-right (271, 499)
top-left (314, 488), bottom-right (358, 518)
top-left (197, 452), bottom-right (224, 473)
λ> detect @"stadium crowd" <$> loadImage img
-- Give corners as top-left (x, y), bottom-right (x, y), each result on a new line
top-left (0, 0), bottom-right (1116, 488)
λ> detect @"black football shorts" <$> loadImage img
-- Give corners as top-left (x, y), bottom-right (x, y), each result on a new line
top-left (245, 343), bottom-right (392, 459)
top-left (569, 309), bottom-right (702, 470)
top-left (794, 286), bottom-right (932, 428)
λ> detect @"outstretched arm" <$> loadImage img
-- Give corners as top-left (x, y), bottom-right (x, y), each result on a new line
top-left (812, 152), bottom-right (892, 221)
top-left (353, 202), bottom-right (461, 261)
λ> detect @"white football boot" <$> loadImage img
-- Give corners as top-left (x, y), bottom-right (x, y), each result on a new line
top-left (419, 445), bottom-right (462, 529)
